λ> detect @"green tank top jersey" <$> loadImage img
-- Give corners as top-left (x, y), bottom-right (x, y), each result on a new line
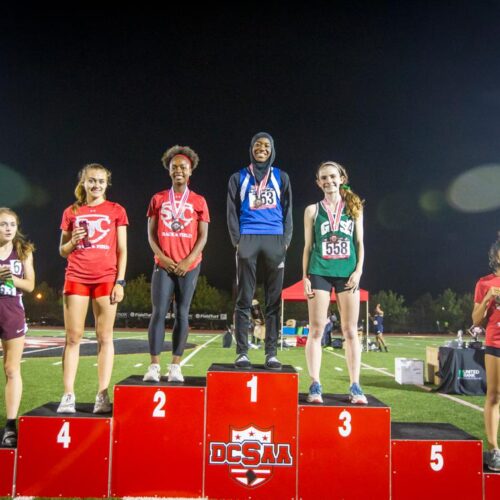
top-left (308, 202), bottom-right (357, 278)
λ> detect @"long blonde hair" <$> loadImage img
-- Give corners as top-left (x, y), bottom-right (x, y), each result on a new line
top-left (72, 163), bottom-right (112, 213)
top-left (316, 161), bottom-right (364, 219)
top-left (0, 207), bottom-right (35, 260)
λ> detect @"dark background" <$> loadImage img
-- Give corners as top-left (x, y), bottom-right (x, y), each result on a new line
top-left (1, 5), bottom-right (499, 301)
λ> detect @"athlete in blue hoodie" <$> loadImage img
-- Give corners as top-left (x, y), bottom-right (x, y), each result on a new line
top-left (227, 132), bottom-right (292, 369)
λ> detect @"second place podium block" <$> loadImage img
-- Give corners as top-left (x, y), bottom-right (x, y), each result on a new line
top-left (111, 375), bottom-right (206, 498)
top-left (205, 364), bottom-right (298, 500)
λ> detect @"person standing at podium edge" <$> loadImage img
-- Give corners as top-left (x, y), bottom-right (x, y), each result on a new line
top-left (57, 164), bottom-right (128, 414)
top-left (302, 162), bottom-right (367, 404)
top-left (472, 236), bottom-right (500, 471)
top-left (143, 146), bottom-right (209, 383)
top-left (0, 208), bottom-right (35, 447)
top-left (227, 132), bottom-right (292, 369)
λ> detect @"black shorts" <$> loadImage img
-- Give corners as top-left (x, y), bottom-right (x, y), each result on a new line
top-left (309, 274), bottom-right (349, 294)
top-left (485, 346), bottom-right (500, 358)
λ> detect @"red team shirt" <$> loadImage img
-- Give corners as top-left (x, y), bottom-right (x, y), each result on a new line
top-left (474, 273), bottom-right (500, 348)
top-left (147, 189), bottom-right (210, 271)
top-left (60, 201), bottom-right (129, 284)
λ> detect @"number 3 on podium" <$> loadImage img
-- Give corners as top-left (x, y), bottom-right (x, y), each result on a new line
top-left (247, 375), bottom-right (258, 403)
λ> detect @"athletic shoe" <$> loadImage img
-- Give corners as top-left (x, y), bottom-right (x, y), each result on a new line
top-left (306, 382), bottom-right (323, 403)
top-left (235, 353), bottom-right (251, 369)
top-left (93, 391), bottom-right (112, 414)
top-left (143, 363), bottom-right (161, 382)
top-left (57, 393), bottom-right (76, 414)
top-left (349, 383), bottom-right (368, 405)
top-left (265, 355), bottom-right (282, 370)
top-left (167, 363), bottom-right (184, 382)
top-left (1, 429), bottom-right (17, 448)
top-left (487, 448), bottom-right (500, 471)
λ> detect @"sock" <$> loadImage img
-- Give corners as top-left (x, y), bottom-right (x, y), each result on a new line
top-left (5, 419), bottom-right (16, 432)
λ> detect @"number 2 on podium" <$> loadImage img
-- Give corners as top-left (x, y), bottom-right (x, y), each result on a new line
top-left (153, 390), bottom-right (166, 417)
top-left (247, 375), bottom-right (258, 403)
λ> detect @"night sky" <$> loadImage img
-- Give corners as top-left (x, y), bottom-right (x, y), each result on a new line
top-left (1, 6), bottom-right (499, 301)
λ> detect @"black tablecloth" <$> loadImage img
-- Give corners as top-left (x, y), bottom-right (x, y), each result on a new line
top-left (436, 347), bottom-right (486, 395)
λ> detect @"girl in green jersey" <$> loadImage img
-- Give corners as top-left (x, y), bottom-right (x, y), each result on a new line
top-left (302, 162), bottom-right (366, 404)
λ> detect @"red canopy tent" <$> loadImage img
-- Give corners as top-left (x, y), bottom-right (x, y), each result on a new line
top-left (281, 280), bottom-right (370, 347)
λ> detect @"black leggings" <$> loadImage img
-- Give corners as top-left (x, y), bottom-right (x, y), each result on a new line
top-left (147, 264), bottom-right (200, 357)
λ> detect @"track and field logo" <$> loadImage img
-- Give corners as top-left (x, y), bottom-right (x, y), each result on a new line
top-left (160, 201), bottom-right (194, 231)
top-left (209, 425), bottom-right (293, 488)
top-left (76, 215), bottom-right (111, 244)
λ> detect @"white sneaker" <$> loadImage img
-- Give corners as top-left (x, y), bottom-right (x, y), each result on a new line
top-left (93, 391), bottom-right (112, 414)
top-left (167, 363), bottom-right (184, 382)
top-left (57, 393), bottom-right (76, 414)
top-left (143, 363), bottom-right (161, 382)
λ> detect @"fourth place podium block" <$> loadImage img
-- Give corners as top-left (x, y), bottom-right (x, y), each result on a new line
top-left (15, 403), bottom-right (111, 498)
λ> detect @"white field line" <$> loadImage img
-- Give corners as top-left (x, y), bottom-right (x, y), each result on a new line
top-left (325, 350), bottom-right (487, 413)
top-left (180, 335), bottom-right (221, 367)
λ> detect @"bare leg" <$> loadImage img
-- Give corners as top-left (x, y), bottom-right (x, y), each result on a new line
top-left (336, 289), bottom-right (360, 385)
top-left (92, 295), bottom-right (118, 393)
top-left (484, 354), bottom-right (500, 450)
top-left (305, 290), bottom-right (330, 383)
top-left (2, 337), bottom-right (25, 419)
top-left (62, 294), bottom-right (89, 394)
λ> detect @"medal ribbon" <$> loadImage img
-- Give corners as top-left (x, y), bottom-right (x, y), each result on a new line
top-left (248, 164), bottom-right (271, 199)
top-left (321, 198), bottom-right (344, 234)
top-left (169, 187), bottom-right (190, 224)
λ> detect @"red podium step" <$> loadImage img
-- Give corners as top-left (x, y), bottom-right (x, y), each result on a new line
top-left (298, 393), bottom-right (391, 500)
top-left (15, 403), bottom-right (112, 498)
top-left (205, 364), bottom-right (298, 499)
top-left (0, 434), bottom-right (16, 497)
top-left (111, 375), bottom-right (206, 498)
top-left (484, 467), bottom-right (500, 500)
top-left (391, 422), bottom-right (483, 500)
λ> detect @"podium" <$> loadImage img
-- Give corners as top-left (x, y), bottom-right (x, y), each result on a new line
top-left (391, 422), bottom-right (483, 500)
top-left (111, 375), bottom-right (206, 498)
top-left (205, 364), bottom-right (298, 499)
top-left (15, 403), bottom-right (112, 498)
top-left (0, 436), bottom-right (16, 497)
top-left (298, 393), bottom-right (391, 499)
top-left (485, 468), bottom-right (500, 500)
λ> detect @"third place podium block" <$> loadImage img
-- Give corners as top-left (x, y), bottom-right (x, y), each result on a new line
top-left (298, 394), bottom-right (391, 500)
top-left (111, 375), bottom-right (206, 498)
top-left (205, 364), bottom-right (298, 500)
top-left (391, 422), bottom-right (483, 500)
top-left (15, 403), bottom-right (111, 498)
top-left (0, 436), bottom-right (16, 497)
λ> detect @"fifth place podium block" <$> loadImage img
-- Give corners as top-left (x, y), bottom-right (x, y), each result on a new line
top-left (3, 363), bottom-right (500, 498)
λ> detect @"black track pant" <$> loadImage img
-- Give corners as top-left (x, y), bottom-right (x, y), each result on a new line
top-left (235, 234), bottom-right (286, 356)
top-left (148, 263), bottom-right (200, 357)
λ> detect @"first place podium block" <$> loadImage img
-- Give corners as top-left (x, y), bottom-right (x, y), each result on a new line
top-left (111, 375), bottom-right (206, 498)
top-left (15, 403), bottom-right (112, 498)
top-left (298, 394), bottom-right (391, 500)
top-left (205, 364), bottom-right (298, 500)
top-left (391, 422), bottom-right (483, 500)
top-left (0, 435), bottom-right (16, 497)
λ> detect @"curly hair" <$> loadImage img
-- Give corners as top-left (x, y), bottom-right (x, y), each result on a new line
top-left (0, 207), bottom-right (35, 260)
top-left (488, 237), bottom-right (500, 271)
top-left (316, 161), bottom-right (364, 219)
top-left (72, 163), bottom-right (112, 214)
top-left (161, 145), bottom-right (199, 171)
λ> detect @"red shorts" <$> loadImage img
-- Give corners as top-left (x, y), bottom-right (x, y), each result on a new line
top-left (63, 280), bottom-right (114, 299)
top-left (0, 297), bottom-right (27, 340)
